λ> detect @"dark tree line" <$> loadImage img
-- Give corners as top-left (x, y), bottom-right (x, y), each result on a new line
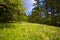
top-left (28, 0), bottom-right (60, 26)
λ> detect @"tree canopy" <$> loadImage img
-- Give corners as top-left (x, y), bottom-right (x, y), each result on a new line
top-left (28, 0), bottom-right (60, 26)
top-left (0, 0), bottom-right (26, 23)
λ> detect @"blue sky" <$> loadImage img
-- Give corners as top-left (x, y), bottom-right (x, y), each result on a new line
top-left (24, 0), bottom-right (45, 15)
top-left (24, 0), bottom-right (36, 15)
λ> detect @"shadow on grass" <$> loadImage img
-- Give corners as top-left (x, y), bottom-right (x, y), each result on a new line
top-left (29, 22), bottom-right (60, 27)
top-left (0, 23), bottom-right (15, 29)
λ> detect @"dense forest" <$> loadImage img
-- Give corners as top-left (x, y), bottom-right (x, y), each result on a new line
top-left (0, 0), bottom-right (27, 23)
top-left (28, 0), bottom-right (60, 27)
top-left (0, 0), bottom-right (60, 26)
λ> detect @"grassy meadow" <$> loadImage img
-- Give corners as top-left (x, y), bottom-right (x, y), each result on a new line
top-left (0, 22), bottom-right (60, 40)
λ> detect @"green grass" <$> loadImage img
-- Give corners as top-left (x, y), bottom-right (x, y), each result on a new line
top-left (0, 22), bottom-right (60, 40)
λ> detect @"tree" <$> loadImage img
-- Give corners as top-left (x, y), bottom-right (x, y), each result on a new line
top-left (0, 0), bottom-right (26, 23)
top-left (45, 0), bottom-right (60, 26)
top-left (29, 0), bottom-right (47, 24)
top-left (29, 0), bottom-right (60, 26)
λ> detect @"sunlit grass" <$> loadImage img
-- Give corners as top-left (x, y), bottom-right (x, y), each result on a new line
top-left (0, 22), bottom-right (60, 40)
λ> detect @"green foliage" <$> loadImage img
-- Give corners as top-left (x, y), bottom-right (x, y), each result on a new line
top-left (0, 0), bottom-right (26, 23)
top-left (28, 0), bottom-right (60, 26)
top-left (45, 0), bottom-right (60, 26)
top-left (29, 0), bottom-right (47, 24)
top-left (45, 0), bottom-right (60, 9)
